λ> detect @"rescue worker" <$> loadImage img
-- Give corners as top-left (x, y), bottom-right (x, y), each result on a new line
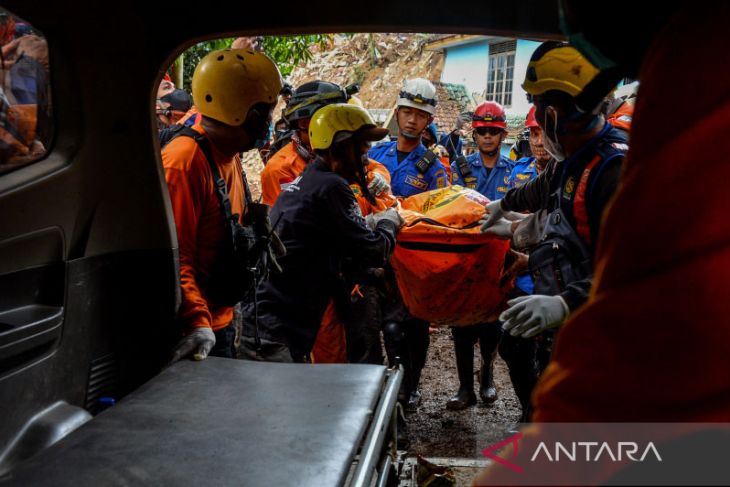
top-left (256, 83), bottom-right (392, 363)
top-left (446, 101), bottom-right (514, 410)
top-left (259, 80), bottom-right (350, 206)
top-left (156, 88), bottom-right (193, 132)
top-left (491, 105), bottom-right (552, 421)
top-left (163, 49), bottom-right (282, 362)
top-left (311, 96), bottom-right (397, 366)
top-left (368, 77), bottom-right (449, 412)
top-left (481, 41), bottom-right (628, 343)
top-left (477, 1), bottom-right (730, 484)
top-left (240, 103), bottom-right (403, 362)
top-left (368, 78), bottom-right (450, 196)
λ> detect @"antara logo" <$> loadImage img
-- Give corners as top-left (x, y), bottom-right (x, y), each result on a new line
top-left (482, 433), bottom-right (663, 473)
top-left (530, 441), bottom-right (662, 462)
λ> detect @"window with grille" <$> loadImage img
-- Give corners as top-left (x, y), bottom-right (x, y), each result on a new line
top-left (486, 41), bottom-right (516, 108)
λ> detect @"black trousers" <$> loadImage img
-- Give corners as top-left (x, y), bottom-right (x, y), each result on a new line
top-left (343, 285), bottom-right (385, 364)
top-left (210, 323), bottom-right (237, 359)
top-left (451, 321), bottom-right (503, 390)
top-left (383, 318), bottom-right (430, 398)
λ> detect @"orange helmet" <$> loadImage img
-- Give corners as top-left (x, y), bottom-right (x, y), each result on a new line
top-left (472, 101), bottom-right (507, 129)
top-left (525, 105), bottom-right (539, 129)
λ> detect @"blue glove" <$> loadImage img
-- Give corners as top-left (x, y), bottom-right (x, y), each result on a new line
top-left (499, 295), bottom-right (569, 338)
top-left (170, 327), bottom-right (216, 363)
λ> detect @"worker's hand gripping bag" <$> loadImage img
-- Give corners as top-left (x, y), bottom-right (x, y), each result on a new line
top-left (391, 186), bottom-right (512, 326)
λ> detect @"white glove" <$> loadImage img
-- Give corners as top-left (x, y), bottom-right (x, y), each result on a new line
top-left (365, 207), bottom-right (404, 230)
top-left (503, 211), bottom-right (528, 222)
top-left (367, 172), bottom-right (390, 196)
top-left (479, 217), bottom-right (513, 239)
top-left (480, 199), bottom-right (505, 233)
top-left (170, 327), bottom-right (216, 363)
top-left (456, 112), bottom-right (472, 130)
top-left (499, 295), bottom-right (569, 338)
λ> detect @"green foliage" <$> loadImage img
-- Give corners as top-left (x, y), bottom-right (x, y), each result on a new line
top-left (260, 34), bottom-right (333, 77)
top-left (176, 35), bottom-right (334, 90)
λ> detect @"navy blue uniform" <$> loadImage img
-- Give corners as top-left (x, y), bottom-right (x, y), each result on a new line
top-left (246, 159), bottom-right (398, 360)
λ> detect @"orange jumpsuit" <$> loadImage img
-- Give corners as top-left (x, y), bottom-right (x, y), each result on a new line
top-left (260, 141), bottom-right (309, 207)
top-left (162, 122), bottom-right (246, 333)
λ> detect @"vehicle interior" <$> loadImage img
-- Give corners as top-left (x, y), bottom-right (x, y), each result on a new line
top-left (0, 1), bottom-right (607, 485)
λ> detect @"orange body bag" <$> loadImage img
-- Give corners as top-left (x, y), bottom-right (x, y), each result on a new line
top-left (391, 186), bottom-right (512, 326)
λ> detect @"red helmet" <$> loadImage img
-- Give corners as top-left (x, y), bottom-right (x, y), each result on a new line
top-left (525, 105), bottom-right (539, 129)
top-left (472, 101), bottom-right (507, 129)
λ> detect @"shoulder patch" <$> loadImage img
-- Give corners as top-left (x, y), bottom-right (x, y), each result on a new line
top-left (611, 142), bottom-right (629, 152)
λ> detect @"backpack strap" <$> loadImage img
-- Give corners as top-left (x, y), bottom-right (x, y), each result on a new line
top-left (572, 134), bottom-right (629, 246)
top-left (414, 149), bottom-right (438, 174)
top-left (573, 154), bottom-right (602, 246)
top-left (166, 126), bottom-right (252, 222)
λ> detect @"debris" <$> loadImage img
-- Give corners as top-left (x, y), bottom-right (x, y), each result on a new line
top-left (415, 455), bottom-right (456, 487)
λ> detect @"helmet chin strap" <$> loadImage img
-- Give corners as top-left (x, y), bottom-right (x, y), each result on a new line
top-left (400, 130), bottom-right (420, 140)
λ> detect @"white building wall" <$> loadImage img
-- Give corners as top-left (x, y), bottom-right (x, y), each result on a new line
top-left (440, 40), bottom-right (490, 100)
top-left (508, 39), bottom-right (542, 118)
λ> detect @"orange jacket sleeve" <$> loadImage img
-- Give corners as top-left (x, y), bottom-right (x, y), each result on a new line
top-left (163, 136), bottom-right (213, 330)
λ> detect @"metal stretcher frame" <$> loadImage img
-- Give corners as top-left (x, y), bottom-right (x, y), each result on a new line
top-left (1, 359), bottom-right (402, 486)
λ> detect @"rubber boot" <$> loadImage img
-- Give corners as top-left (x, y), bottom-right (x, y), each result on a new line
top-left (478, 323), bottom-right (502, 404)
top-left (405, 320), bottom-right (430, 412)
top-left (479, 360), bottom-right (498, 404)
top-left (446, 331), bottom-right (477, 410)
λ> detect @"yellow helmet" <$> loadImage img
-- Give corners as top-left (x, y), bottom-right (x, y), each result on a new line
top-left (347, 95), bottom-right (364, 107)
top-left (522, 43), bottom-right (600, 99)
top-left (309, 104), bottom-right (388, 150)
top-left (192, 49), bottom-right (283, 126)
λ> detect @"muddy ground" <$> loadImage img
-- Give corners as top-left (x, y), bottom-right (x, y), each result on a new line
top-left (404, 327), bottom-right (521, 459)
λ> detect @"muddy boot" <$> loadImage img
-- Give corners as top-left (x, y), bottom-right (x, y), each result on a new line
top-left (479, 362), bottom-right (498, 404)
top-left (446, 332), bottom-right (477, 410)
top-left (446, 387), bottom-right (477, 411)
top-left (406, 389), bottom-right (422, 413)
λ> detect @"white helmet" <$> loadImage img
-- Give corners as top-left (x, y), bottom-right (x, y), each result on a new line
top-left (397, 78), bottom-right (437, 115)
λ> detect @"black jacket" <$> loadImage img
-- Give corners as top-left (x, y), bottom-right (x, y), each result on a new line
top-left (502, 123), bottom-right (628, 310)
top-left (246, 158), bottom-right (398, 357)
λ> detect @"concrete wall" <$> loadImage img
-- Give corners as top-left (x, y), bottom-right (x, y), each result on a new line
top-left (510, 39), bottom-right (541, 118)
top-left (440, 40), bottom-right (490, 100)
top-left (440, 38), bottom-right (541, 119)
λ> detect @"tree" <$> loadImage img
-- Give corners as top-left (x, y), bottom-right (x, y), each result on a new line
top-left (174, 35), bottom-right (334, 91)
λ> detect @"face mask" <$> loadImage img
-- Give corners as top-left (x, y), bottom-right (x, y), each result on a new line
top-left (400, 129), bottom-right (420, 140)
top-left (543, 107), bottom-right (566, 162)
top-left (253, 119), bottom-right (272, 149)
